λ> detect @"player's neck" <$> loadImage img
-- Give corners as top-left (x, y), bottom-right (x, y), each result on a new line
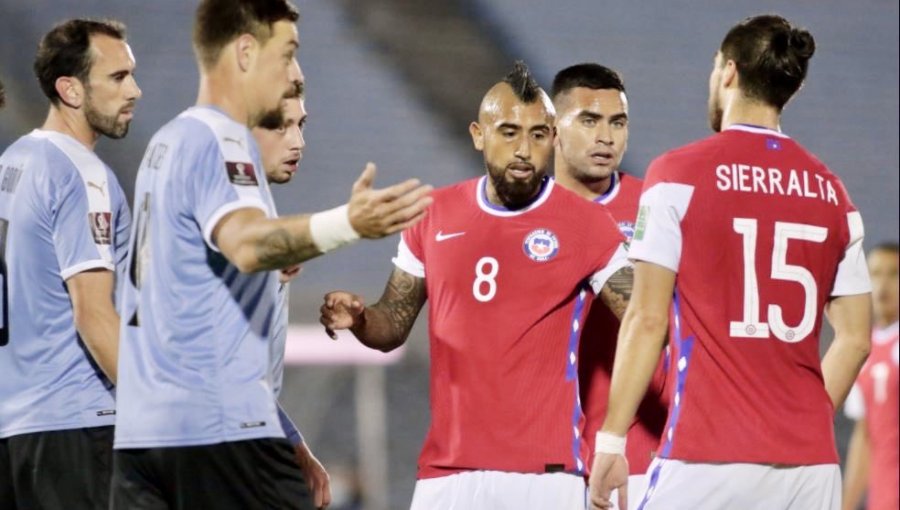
top-left (720, 97), bottom-right (781, 132)
top-left (41, 106), bottom-right (99, 150)
top-left (554, 162), bottom-right (612, 201)
top-left (196, 72), bottom-right (251, 127)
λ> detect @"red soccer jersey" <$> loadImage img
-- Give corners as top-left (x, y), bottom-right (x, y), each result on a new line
top-left (395, 176), bottom-right (627, 479)
top-left (845, 322), bottom-right (899, 510)
top-left (578, 171), bottom-right (669, 475)
top-left (628, 124), bottom-right (871, 465)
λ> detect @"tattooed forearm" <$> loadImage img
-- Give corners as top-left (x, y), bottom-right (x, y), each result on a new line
top-left (254, 227), bottom-right (321, 271)
top-left (600, 265), bottom-right (634, 320)
top-left (363, 268), bottom-right (427, 345)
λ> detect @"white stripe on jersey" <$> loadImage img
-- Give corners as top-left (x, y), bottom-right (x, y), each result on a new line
top-left (831, 211), bottom-right (871, 296)
top-left (629, 182), bottom-right (695, 272)
top-left (393, 236), bottom-right (425, 277)
top-left (179, 108), bottom-right (272, 251)
top-left (30, 129), bottom-right (114, 267)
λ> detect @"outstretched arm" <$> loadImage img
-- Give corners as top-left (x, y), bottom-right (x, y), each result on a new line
top-left (320, 267), bottom-right (427, 352)
top-left (214, 164), bottom-right (432, 273)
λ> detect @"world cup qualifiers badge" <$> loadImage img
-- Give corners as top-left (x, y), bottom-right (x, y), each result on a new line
top-left (523, 229), bottom-right (559, 262)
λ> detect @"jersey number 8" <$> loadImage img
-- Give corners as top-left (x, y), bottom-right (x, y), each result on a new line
top-left (473, 257), bottom-right (499, 302)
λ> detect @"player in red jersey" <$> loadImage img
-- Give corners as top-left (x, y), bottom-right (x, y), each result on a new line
top-left (320, 62), bottom-right (633, 509)
top-left (551, 63), bottom-right (667, 506)
top-left (589, 15), bottom-right (873, 510)
top-left (843, 243), bottom-right (899, 510)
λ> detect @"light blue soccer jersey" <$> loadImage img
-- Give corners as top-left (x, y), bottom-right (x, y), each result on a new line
top-left (115, 106), bottom-right (287, 448)
top-left (0, 129), bottom-right (130, 438)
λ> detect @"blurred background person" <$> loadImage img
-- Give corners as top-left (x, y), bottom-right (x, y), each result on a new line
top-left (843, 243), bottom-right (899, 510)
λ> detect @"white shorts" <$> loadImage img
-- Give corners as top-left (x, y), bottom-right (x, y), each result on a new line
top-left (634, 458), bottom-right (841, 510)
top-left (410, 470), bottom-right (586, 510)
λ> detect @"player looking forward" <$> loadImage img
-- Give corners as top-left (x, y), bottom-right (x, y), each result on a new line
top-left (843, 243), bottom-right (899, 510)
top-left (321, 61), bottom-right (633, 510)
top-left (552, 63), bottom-right (667, 507)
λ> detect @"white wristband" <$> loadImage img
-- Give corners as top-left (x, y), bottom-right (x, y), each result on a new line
top-left (309, 204), bottom-right (360, 253)
top-left (595, 431), bottom-right (627, 455)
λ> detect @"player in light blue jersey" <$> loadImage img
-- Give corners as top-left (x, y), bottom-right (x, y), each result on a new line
top-left (110, 1), bottom-right (432, 508)
top-left (0, 18), bottom-right (140, 510)
top-left (252, 79), bottom-right (332, 509)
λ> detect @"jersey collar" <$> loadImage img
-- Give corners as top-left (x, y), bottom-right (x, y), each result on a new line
top-left (476, 175), bottom-right (554, 217)
top-left (594, 171), bottom-right (621, 205)
top-left (725, 123), bottom-right (790, 139)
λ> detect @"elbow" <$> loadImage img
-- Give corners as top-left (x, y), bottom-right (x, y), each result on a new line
top-left (230, 245), bottom-right (264, 273)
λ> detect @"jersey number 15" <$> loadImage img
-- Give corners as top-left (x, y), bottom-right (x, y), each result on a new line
top-left (730, 218), bottom-right (827, 343)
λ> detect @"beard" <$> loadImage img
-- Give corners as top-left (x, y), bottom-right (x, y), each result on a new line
top-left (707, 83), bottom-right (723, 133)
top-left (486, 160), bottom-right (545, 210)
top-left (256, 105), bottom-right (285, 130)
top-left (84, 94), bottom-right (131, 139)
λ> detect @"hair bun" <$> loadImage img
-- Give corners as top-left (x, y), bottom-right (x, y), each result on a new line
top-left (788, 28), bottom-right (816, 60)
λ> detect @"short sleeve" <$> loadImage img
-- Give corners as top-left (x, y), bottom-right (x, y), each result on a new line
top-left (627, 159), bottom-right (695, 272)
top-left (392, 234), bottom-right (425, 278)
top-left (831, 211), bottom-right (871, 296)
top-left (53, 168), bottom-right (115, 280)
top-left (843, 383), bottom-right (865, 420)
top-left (189, 135), bottom-right (268, 252)
top-left (589, 243), bottom-right (632, 294)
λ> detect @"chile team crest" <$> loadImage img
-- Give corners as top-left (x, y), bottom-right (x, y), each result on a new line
top-left (523, 229), bottom-right (559, 262)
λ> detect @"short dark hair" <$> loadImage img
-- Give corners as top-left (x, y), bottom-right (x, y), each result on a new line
top-left (194, 0), bottom-right (300, 69)
top-left (551, 63), bottom-right (625, 100)
top-left (33, 19), bottom-right (126, 105)
top-left (0, 78), bottom-right (5, 109)
top-left (871, 242), bottom-right (900, 255)
top-left (502, 60), bottom-right (541, 103)
top-left (720, 14), bottom-right (815, 110)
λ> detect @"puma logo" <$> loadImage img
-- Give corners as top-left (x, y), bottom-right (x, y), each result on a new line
top-left (87, 180), bottom-right (106, 196)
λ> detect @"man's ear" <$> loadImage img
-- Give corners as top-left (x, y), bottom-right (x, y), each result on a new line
top-left (469, 121), bottom-right (484, 151)
top-left (235, 33), bottom-right (257, 72)
top-left (55, 76), bottom-right (84, 108)
top-left (722, 59), bottom-right (738, 89)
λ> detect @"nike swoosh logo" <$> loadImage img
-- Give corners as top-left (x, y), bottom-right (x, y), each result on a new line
top-left (436, 231), bottom-right (465, 242)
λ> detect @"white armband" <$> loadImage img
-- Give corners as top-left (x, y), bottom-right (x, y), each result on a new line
top-left (310, 204), bottom-right (360, 253)
top-left (595, 431), bottom-right (627, 455)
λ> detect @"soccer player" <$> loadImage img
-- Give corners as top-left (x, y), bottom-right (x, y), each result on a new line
top-left (0, 19), bottom-right (139, 510)
top-left (843, 243), bottom-right (898, 510)
top-left (252, 81), bottom-right (332, 509)
top-left (589, 14), bottom-right (873, 510)
top-left (110, 1), bottom-right (431, 508)
top-left (552, 63), bottom-right (667, 506)
top-left (320, 62), bottom-right (633, 510)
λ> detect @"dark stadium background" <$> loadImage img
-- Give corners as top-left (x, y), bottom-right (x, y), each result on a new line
top-left (0, 1), bottom-right (896, 508)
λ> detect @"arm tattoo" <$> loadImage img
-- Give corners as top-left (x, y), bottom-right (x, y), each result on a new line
top-left (600, 265), bottom-right (634, 320)
top-left (370, 268), bottom-right (427, 342)
top-left (255, 227), bottom-right (320, 270)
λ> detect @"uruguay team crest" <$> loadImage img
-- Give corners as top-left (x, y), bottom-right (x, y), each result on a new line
top-left (523, 229), bottom-right (559, 262)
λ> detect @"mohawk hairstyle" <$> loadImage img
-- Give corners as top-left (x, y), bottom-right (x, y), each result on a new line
top-left (502, 60), bottom-right (541, 103)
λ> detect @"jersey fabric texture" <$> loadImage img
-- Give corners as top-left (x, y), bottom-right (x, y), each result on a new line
top-left (115, 106), bottom-right (283, 449)
top-left (0, 130), bottom-right (129, 439)
top-left (628, 124), bottom-right (871, 466)
top-left (393, 176), bottom-right (628, 479)
top-left (578, 171), bottom-right (668, 475)
top-left (845, 322), bottom-right (899, 510)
